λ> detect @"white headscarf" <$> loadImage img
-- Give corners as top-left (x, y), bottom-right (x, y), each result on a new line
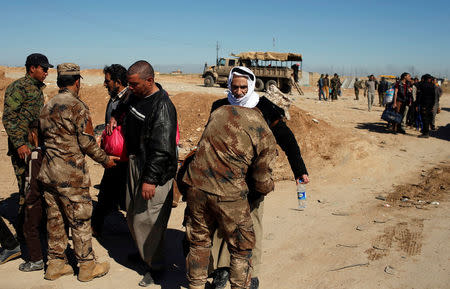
top-left (227, 66), bottom-right (259, 108)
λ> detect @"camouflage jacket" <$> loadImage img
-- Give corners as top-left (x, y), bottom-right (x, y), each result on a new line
top-left (2, 74), bottom-right (45, 154)
top-left (38, 89), bottom-right (109, 189)
top-left (331, 77), bottom-right (341, 89)
top-left (183, 105), bottom-right (277, 199)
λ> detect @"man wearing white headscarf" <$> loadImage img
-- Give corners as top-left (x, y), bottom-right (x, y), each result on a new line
top-left (226, 66), bottom-right (260, 108)
top-left (209, 67), bottom-right (309, 289)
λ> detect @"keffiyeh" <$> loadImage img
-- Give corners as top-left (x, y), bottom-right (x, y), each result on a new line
top-left (227, 66), bottom-right (259, 108)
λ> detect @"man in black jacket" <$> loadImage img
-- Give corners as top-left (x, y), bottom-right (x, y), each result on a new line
top-left (416, 74), bottom-right (436, 138)
top-left (378, 77), bottom-right (389, 106)
top-left (124, 60), bottom-right (178, 286)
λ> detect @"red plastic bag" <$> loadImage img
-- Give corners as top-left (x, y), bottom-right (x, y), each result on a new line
top-left (101, 126), bottom-right (128, 161)
top-left (176, 122), bottom-right (180, 145)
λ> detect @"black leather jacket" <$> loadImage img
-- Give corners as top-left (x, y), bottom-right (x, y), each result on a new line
top-left (124, 83), bottom-right (178, 185)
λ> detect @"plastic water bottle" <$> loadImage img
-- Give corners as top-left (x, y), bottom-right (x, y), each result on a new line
top-left (297, 181), bottom-right (306, 210)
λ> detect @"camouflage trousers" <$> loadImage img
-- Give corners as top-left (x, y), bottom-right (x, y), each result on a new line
top-left (43, 186), bottom-right (95, 263)
top-left (211, 195), bottom-right (264, 277)
top-left (186, 187), bottom-right (255, 289)
top-left (9, 152), bottom-right (26, 196)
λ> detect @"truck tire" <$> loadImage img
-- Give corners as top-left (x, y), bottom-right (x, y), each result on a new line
top-left (204, 75), bottom-right (214, 87)
top-left (265, 80), bottom-right (277, 91)
top-left (281, 83), bottom-right (292, 94)
top-left (255, 78), bottom-right (264, 91)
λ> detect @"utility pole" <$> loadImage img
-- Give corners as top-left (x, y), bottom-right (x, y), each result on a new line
top-left (216, 41), bottom-right (219, 66)
top-left (273, 37), bottom-right (275, 49)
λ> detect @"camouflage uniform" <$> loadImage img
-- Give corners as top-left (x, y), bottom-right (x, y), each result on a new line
top-left (354, 79), bottom-right (362, 100)
top-left (330, 76), bottom-right (341, 100)
top-left (38, 79), bottom-right (109, 263)
top-left (3, 74), bottom-right (45, 195)
top-left (183, 106), bottom-right (276, 289)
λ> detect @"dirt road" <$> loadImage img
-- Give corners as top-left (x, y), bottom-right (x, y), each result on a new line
top-left (0, 70), bottom-right (448, 289)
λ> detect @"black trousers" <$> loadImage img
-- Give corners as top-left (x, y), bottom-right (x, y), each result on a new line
top-left (421, 107), bottom-right (433, 135)
top-left (0, 217), bottom-right (19, 250)
top-left (92, 162), bottom-right (128, 233)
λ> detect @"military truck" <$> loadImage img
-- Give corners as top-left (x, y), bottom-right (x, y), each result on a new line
top-left (202, 51), bottom-right (302, 93)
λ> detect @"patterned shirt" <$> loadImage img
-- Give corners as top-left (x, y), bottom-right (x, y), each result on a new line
top-left (38, 89), bottom-right (109, 189)
top-left (3, 74), bottom-right (45, 152)
top-left (183, 105), bottom-right (277, 199)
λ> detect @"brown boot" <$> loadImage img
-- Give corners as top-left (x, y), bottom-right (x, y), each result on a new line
top-left (44, 259), bottom-right (74, 280)
top-left (77, 260), bottom-right (110, 282)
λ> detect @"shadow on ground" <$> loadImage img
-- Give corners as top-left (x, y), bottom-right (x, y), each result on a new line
top-left (0, 192), bottom-right (20, 227)
top-left (96, 211), bottom-right (188, 288)
top-left (430, 123), bottom-right (450, 141)
top-left (355, 122), bottom-right (397, 134)
top-left (1, 194), bottom-right (188, 288)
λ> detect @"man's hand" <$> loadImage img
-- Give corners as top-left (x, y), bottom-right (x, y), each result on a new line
top-left (104, 156), bottom-right (120, 168)
top-left (17, 145), bottom-right (31, 159)
top-left (141, 182), bottom-right (156, 200)
top-left (106, 117), bottom-right (117, 135)
top-left (296, 174), bottom-right (310, 184)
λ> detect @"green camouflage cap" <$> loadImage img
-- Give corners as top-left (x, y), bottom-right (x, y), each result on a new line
top-left (57, 63), bottom-right (82, 76)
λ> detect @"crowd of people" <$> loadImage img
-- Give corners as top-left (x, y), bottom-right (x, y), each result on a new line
top-left (353, 73), bottom-right (442, 137)
top-left (315, 71), bottom-right (442, 137)
top-left (0, 53), bottom-right (309, 289)
top-left (316, 74), bottom-right (342, 101)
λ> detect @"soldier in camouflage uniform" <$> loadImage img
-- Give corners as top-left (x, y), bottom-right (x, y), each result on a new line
top-left (38, 63), bottom-right (117, 282)
top-left (354, 78), bottom-right (363, 100)
top-left (183, 105), bottom-right (277, 289)
top-left (1, 53), bottom-right (53, 265)
top-left (330, 73), bottom-right (341, 101)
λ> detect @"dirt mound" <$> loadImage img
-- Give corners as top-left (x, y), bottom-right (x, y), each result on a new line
top-left (171, 92), bottom-right (349, 180)
top-left (386, 164), bottom-right (449, 207)
top-left (365, 164), bottom-right (449, 261)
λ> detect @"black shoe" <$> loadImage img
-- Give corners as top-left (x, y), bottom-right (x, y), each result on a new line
top-left (0, 245), bottom-right (21, 265)
top-left (139, 267), bottom-right (164, 287)
top-left (250, 277), bottom-right (260, 289)
top-left (418, 134), bottom-right (429, 138)
top-left (211, 268), bottom-right (229, 289)
top-left (431, 126), bottom-right (436, 131)
top-left (19, 260), bottom-right (44, 272)
top-left (139, 271), bottom-right (155, 287)
top-left (398, 128), bottom-right (406, 134)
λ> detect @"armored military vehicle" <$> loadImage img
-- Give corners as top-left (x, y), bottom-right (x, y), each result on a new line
top-left (202, 51), bottom-right (302, 93)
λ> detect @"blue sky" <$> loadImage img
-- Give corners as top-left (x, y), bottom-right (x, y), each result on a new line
top-left (1, 0), bottom-right (449, 77)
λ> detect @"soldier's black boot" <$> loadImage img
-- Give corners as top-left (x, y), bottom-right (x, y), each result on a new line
top-left (211, 268), bottom-right (229, 289)
top-left (250, 277), bottom-right (259, 289)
